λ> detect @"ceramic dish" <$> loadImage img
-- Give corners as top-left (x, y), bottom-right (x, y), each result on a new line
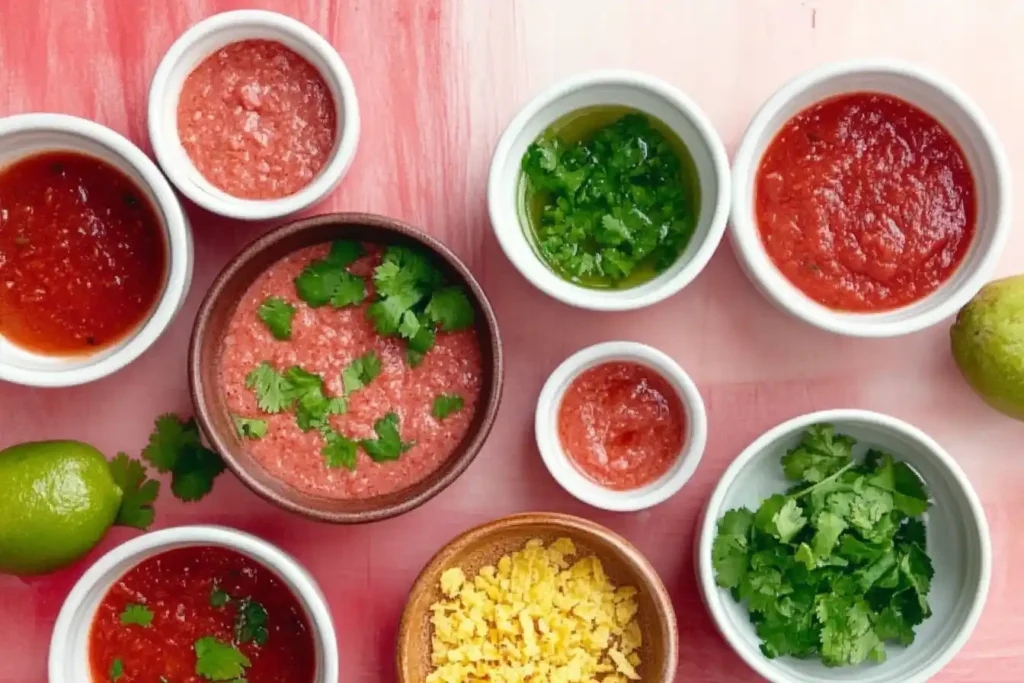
top-left (488, 70), bottom-right (730, 311)
top-left (397, 512), bottom-right (678, 681)
top-left (536, 341), bottom-right (707, 511)
top-left (730, 59), bottom-right (1010, 337)
top-left (0, 113), bottom-right (192, 388)
top-left (148, 9), bottom-right (360, 220)
top-left (696, 409), bottom-right (991, 683)
top-left (48, 525), bottom-right (338, 683)
top-left (189, 212), bottom-right (503, 523)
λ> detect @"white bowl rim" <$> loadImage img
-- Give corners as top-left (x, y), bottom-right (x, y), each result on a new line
top-left (148, 9), bottom-right (360, 221)
top-left (535, 340), bottom-right (708, 511)
top-left (729, 58), bottom-right (1012, 338)
top-left (696, 408), bottom-right (992, 683)
top-left (0, 112), bottom-right (192, 388)
top-left (488, 69), bottom-right (731, 312)
top-left (48, 524), bottom-right (339, 683)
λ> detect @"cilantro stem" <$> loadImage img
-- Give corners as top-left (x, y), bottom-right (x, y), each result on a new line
top-left (789, 462), bottom-right (855, 500)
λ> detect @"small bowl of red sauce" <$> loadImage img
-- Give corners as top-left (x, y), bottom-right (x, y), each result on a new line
top-left (536, 341), bottom-right (707, 511)
top-left (49, 525), bottom-right (337, 683)
top-left (149, 10), bottom-right (359, 221)
top-left (731, 60), bottom-right (1010, 337)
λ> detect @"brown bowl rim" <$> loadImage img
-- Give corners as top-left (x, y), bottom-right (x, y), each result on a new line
top-left (188, 212), bottom-right (504, 524)
top-left (395, 511), bottom-right (680, 681)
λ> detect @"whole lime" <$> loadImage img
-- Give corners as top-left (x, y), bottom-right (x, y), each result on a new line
top-left (951, 274), bottom-right (1024, 421)
top-left (0, 441), bottom-right (122, 575)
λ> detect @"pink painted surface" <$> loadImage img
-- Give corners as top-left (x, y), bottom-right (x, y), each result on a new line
top-left (2, 1), bottom-right (1024, 681)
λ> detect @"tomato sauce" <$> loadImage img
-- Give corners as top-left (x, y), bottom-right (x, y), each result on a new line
top-left (89, 546), bottom-right (316, 683)
top-left (557, 362), bottom-right (685, 490)
top-left (755, 92), bottom-right (976, 311)
top-left (0, 151), bottom-right (166, 355)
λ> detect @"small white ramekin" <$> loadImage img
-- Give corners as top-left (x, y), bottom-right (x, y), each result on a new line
top-left (535, 341), bottom-right (707, 511)
top-left (48, 525), bottom-right (339, 683)
top-left (0, 113), bottom-right (193, 388)
top-left (148, 10), bottom-right (360, 221)
top-left (696, 409), bottom-right (991, 683)
top-left (488, 70), bottom-right (731, 311)
top-left (730, 59), bottom-right (1011, 337)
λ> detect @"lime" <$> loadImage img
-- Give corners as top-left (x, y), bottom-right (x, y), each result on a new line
top-left (0, 441), bottom-right (122, 575)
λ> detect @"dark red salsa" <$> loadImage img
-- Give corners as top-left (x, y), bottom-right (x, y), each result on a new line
top-left (89, 546), bottom-right (316, 683)
top-left (755, 92), bottom-right (976, 311)
top-left (0, 151), bottom-right (166, 355)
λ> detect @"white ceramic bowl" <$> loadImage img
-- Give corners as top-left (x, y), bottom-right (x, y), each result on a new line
top-left (730, 60), bottom-right (1011, 337)
top-left (49, 525), bottom-right (338, 683)
top-left (696, 409), bottom-right (991, 683)
top-left (488, 70), bottom-right (731, 311)
top-left (536, 341), bottom-right (707, 511)
top-left (0, 113), bottom-right (192, 388)
top-left (148, 10), bottom-right (360, 221)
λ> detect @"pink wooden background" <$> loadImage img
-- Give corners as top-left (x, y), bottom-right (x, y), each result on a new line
top-left (2, 1), bottom-right (1024, 680)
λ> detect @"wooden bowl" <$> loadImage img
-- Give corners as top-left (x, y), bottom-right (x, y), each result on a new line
top-left (189, 213), bottom-right (504, 523)
top-left (397, 512), bottom-right (679, 681)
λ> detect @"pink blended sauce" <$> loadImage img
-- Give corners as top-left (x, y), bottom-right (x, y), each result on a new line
top-left (219, 244), bottom-right (483, 500)
top-left (177, 39), bottom-right (337, 199)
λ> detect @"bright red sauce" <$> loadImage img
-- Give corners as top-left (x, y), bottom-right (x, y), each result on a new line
top-left (755, 92), bottom-right (976, 311)
top-left (557, 362), bottom-right (685, 490)
top-left (89, 546), bottom-right (316, 683)
top-left (0, 151), bottom-right (166, 355)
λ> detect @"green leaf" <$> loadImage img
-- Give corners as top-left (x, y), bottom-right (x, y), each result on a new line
top-left (366, 290), bottom-right (423, 336)
top-left (141, 413), bottom-right (201, 472)
top-left (424, 286), bottom-right (475, 331)
top-left (755, 495), bottom-right (807, 543)
top-left (322, 430), bottom-right (359, 470)
top-left (294, 258), bottom-right (346, 308)
top-left (109, 453), bottom-right (159, 531)
top-left (232, 415), bottom-right (267, 440)
top-left (257, 297), bottom-right (295, 340)
top-left (342, 351), bottom-right (382, 394)
top-left (360, 412), bottom-right (415, 462)
top-left (110, 658), bottom-right (124, 682)
top-left (711, 508), bottom-right (753, 589)
top-left (210, 586), bottom-right (231, 607)
top-left (194, 636), bottom-right (250, 681)
top-left (120, 603), bottom-right (154, 627)
top-left (325, 240), bottom-right (365, 268)
top-left (169, 445), bottom-right (226, 503)
top-left (245, 362), bottom-right (293, 414)
top-left (140, 414), bottom-right (226, 504)
top-left (432, 393), bottom-right (465, 420)
top-left (810, 510), bottom-right (847, 560)
top-left (781, 424), bottom-right (854, 484)
top-left (866, 450), bottom-right (930, 517)
top-left (816, 595), bottom-right (883, 666)
top-left (329, 271), bottom-right (367, 308)
top-left (235, 598), bottom-right (269, 646)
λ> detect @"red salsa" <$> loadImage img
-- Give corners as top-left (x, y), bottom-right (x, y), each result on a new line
top-left (0, 151), bottom-right (166, 355)
top-left (89, 546), bottom-right (316, 683)
top-left (755, 92), bottom-right (976, 311)
top-left (557, 362), bottom-right (685, 490)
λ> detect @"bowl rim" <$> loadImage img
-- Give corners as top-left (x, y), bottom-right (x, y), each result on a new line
top-left (147, 9), bottom-right (360, 221)
top-left (0, 112), bottom-right (193, 388)
top-left (47, 524), bottom-right (339, 683)
top-left (395, 511), bottom-right (680, 681)
top-left (696, 408), bottom-right (992, 683)
top-left (487, 68), bottom-right (731, 312)
top-left (188, 212), bottom-right (504, 523)
top-left (535, 341), bottom-right (708, 511)
top-left (729, 58), bottom-right (1012, 338)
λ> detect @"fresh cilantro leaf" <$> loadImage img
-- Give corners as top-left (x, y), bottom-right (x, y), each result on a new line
top-left (379, 245), bottom-right (444, 290)
top-left (110, 658), bottom-right (124, 682)
top-left (781, 424), bottom-right (854, 484)
top-left (142, 413), bottom-right (201, 473)
top-left (432, 393), bottom-right (465, 420)
top-left (342, 351), bottom-right (382, 394)
top-left (109, 453), bottom-right (159, 531)
top-left (325, 240), bottom-right (365, 268)
top-left (139, 415), bottom-right (227, 504)
top-left (322, 430), bottom-right (359, 470)
top-left (235, 599), bottom-right (269, 646)
top-left (360, 412), bottom-right (415, 462)
top-left (865, 450), bottom-right (930, 517)
top-left (712, 508), bottom-right (753, 589)
top-left (120, 603), bottom-right (153, 627)
top-left (372, 259), bottom-right (420, 298)
top-left (366, 290), bottom-right (423, 336)
top-left (210, 586), bottom-right (231, 607)
top-left (245, 363), bottom-right (293, 414)
top-left (894, 517), bottom-right (927, 550)
top-left (424, 287), bottom-right (475, 331)
top-left (294, 259), bottom-right (346, 308)
top-left (233, 415), bottom-right (267, 440)
top-left (754, 495), bottom-right (807, 543)
top-left (330, 271), bottom-right (367, 308)
top-left (281, 366), bottom-right (345, 432)
top-left (816, 594), bottom-right (884, 666)
top-left (257, 297), bottom-right (295, 341)
top-left (169, 444), bottom-right (226, 503)
top-left (194, 636), bottom-right (250, 681)
top-left (810, 510), bottom-right (847, 560)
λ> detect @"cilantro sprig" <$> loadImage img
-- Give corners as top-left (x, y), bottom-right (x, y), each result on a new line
top-left (257, 297), bottom-right (295, 340)
top-left (342, 351), bottom-right (382, 394)
top-left (108, 453), bottom-right (159, 530)
top-left (141, 414), bottom-right (227, 503)
top-left (119, 603), bottom-right (154, 627)
top-left (194, 636), bottom-right (250, 681)
top-left (294, 240), bottom-right (367, 308)
top-left (432, 393), bottom-right (464, 420)
top-left (711, 424), bottom-right (933, 667)
top-left (360, 412), bottom-right (415, 462)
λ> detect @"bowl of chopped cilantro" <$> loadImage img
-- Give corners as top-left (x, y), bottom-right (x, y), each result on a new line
top-left (488, 70), bottom-right (730, 310)
top-left (696, 410), bottom-right (991, 683)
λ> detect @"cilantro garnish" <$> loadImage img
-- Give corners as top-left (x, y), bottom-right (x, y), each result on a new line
top-left (424, 287), bottom-right (475, 331)
top-left (342, 351), bottom-right (382, 394)
top-left (245, 362), bottom-right (293, 414)
top-left (232, 415), bottom-right (267, 440)
top-left (711, 424), bottom-right (933, 667)
top-left (235, 598), bottom-right (269, 646)
top-left (119, 603), bottom-right (153, 627)
top-left (210, 586), bottom-right (231, 607)
top-left (110, 658), bottom-right (124, 682)
top-left (108, 453), bottom-right (159, 530)
top-left (283, 366), bottom-right (346, 432)
top-left (360, 412), bottom-right (415, 462)
top-left (294, 240), bottom-right (366, 308)
top-left (257, 297), bottom-right (295, 340)
top-left (141, 414), bottom-right (226, 503)
top-left (432, 393), bottom-right (464, 420)
top-left (322, 430), bottom-right (359, 470)
top-left (194, 636), bottom-right (250, 681)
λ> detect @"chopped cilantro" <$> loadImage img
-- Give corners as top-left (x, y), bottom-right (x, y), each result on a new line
top-left (432, 393), bottom-right (464, 420)
top-left (210, 586), bottom-right (231, 607)
top-left (119, 603), bottom-right (153, 627)
top-left (330, 271), bottom-right (367, 308)
top-left (257, 297), bottom-right (295, 340)
top-left (232, 415), bottom-right (267, 440)
top-left (194, 636), bottom-right (250, 681)
top-left (425, 287), bottom-right (475, 331)
top-left (245, 362), bottom-right (293, 414)
top-left (325, 239), bottom-right (365, 267)
top-left (294, 240), bottom-right (366, 308)
top-left (322, 430), bottom-right (359, 470)
top-left (283, 366), bottom-right (346, 432)
top-left (360, 412), bottom-right (415, 462)
top-left (342, 351), bottom-right (382, 394)
top-left (235, 598), bottom-right (270, 646)
top-left (141, 414), bottom-right (226, 503)
top-left (108, 453), bottom-right (159, 531)
top-left (110, 658), bottom-right (124, 682)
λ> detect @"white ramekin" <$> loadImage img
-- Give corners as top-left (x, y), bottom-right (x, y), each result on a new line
top-left (696, 409), bottom-right (991, 683)
top-left (730, 59), bottom-right (1011, 337)
top-left (148, 10), bottom-right (360, 221)
top-left (488, 70), bottom-right (731, 311)
top-left (535, 341), bottom-right (707, 511)
top-left (0, 113), bottom-right (193, 388)
top-left (49, 525), bottom-right (339, 683)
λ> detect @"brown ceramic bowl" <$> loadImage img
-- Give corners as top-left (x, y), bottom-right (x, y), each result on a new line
top-left (189, 212), bottom-right (503, 523)
top-left (397, 512), bottom-right (679, 682)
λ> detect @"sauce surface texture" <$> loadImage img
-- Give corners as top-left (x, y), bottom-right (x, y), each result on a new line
top-left (755, 92), bottom-right (976, 311)
top-left (558, 362), bottom-right (685, 490)
top-left (0, 151), bottom-right (166, 355)
top-left (178, 39), bottom-right (337, 200)
top-left (219, 244), bottom-right (482, 499)
top-left (89, 546), bottom-right (316, 683)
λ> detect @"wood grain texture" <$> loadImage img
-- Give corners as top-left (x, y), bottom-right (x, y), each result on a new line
top-left (2, 0), bottom-right (1024, 681)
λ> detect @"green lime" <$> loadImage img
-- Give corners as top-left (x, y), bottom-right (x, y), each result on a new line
top-left (0, 441), bottom-right (122, 575)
